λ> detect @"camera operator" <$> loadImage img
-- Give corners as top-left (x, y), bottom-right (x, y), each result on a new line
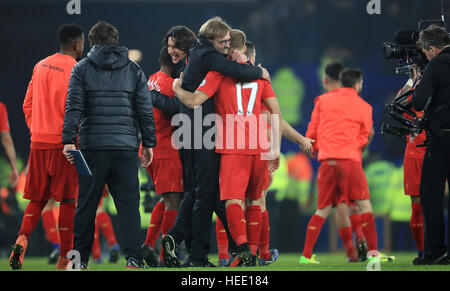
top-left (411, 24), bottom-right (450, 265)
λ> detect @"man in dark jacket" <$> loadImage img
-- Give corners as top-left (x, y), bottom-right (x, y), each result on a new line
top-left (62, 21), bottom-right (156, 269)
top-left (411, 25), bottom-right (450, 265)
top-left (160, 17), bottom-right (271, 268)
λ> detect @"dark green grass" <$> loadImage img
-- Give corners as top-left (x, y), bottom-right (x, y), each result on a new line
top-left (1, 252), bottom-right (450, 271)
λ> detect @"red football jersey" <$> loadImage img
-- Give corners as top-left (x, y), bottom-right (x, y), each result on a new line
top-left (197, 70), bottom-right (275, 155)
top-left (306, 87), bottom-right (373, 162)
top-left (148, 71), bottom-right (178, 159)
top-left (23, 53), bottom-right (77, 145)
top-left (0, 102), bottom-right (10, 132)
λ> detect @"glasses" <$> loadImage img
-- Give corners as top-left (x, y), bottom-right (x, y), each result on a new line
top-left (214, 38), bottom-right (231, 45)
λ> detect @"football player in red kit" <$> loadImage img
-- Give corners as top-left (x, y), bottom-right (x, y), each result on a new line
top-left (212, 37), bottom-right (314, 267)
top-left (315, 62), bottom-right (370, 262)
top-left (300, 68), bottom-right (378, 264)
top-left (10, 24), bottom-right (84, 270)
top-left (141, 47), bottom-right (184, 267)
top-left (397, 66), bottom-right (426, 264)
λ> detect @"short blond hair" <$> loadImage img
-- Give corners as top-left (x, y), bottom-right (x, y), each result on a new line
top-left (230, 29), bottom-right (246, 51)
top-left (199, 16), bottom-right (231, 40)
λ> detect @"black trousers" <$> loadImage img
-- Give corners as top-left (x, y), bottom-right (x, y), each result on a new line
top-left (74, 150), bottom-right (142, 263)
top-left (420, 132), bottom-right (450, 259)
top-left (168, 148), bottom-right (236, 262)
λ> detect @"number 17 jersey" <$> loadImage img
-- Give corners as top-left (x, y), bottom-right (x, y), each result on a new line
top-left (197, 69), bottom-right (276, 155)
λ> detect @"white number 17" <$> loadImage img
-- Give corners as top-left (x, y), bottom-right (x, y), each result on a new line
top-left (236, 82), bottom-right (258, 115)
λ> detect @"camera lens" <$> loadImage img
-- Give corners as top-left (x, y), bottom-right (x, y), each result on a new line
top-left (382, 43), bottom-right (395, 59)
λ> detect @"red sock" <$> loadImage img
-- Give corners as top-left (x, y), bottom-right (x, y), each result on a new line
top-left (161, 209), bottom-right (177, 236)
top-left (338, 227), bottom-right (357, 260)
top-left (350, 213), bottom-right (366, 242)
top-left (410, 202), bottom-right (424, 252)
top-left (92, 223), bottom-right (101, 260)
top-left (246, 205), bottom-right (262, 256)
top-left (58, 201), bottom-right (76, 258)
top-left (302, 214), bottom-right (325, 259)
top-left (259, 210), bottom-right (270, 260)
top-left (226, 203), bottom-right (247, 246)
top-left (96, 212), bottom-right (117, 247)
top-left (42, 209), bottom-right (60, 245)
top-left (19, 200), bottom-right (47, 238)
top-left (160, 209), bottom-right (178, 262)
top-left (53, 206), bottom-right (59, 221)
top-left (360, 212), bottom-right (378, 251)
top-left (216, 218), bottom-right (229, 260)
top-left (145, 201), bottom-right (165, 248)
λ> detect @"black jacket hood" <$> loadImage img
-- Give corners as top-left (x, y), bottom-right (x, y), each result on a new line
top-left (87, 44), bottom-right (130, 70)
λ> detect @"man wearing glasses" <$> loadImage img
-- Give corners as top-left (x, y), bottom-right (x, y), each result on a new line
top-left (161, 17), bottom-right (271, 268)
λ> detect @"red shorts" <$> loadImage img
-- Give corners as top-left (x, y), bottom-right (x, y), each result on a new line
top-left (404, 157), bottom-right (423, 196)
top-left (220, 154), bottom-right (265, 201)
top-left (317, 159), bottom-right (369, 209)
top-left (24, 148), bottom-right (78, 202)
top-left (347, 201), bottom-right (357, 207)
top-left (146, 157), bottom-right (183, 195)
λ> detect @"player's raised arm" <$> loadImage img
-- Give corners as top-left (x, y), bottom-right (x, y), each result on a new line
top-left (262, 97), bottom-right (282, 157)
top-left (262, 105), bottom-right (313, 156)
top-left (281, 119), bottom-right (313, 155)
top-left (203, 51), bottom-right (269, 82)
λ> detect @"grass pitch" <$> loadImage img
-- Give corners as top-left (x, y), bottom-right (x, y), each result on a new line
top-left (1, 252), bottom-right (450, 271)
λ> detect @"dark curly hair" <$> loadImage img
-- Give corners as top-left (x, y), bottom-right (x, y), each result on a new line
top-left (57, 23), bottom-right (84, 46)
top-left (162, 26), bottom-right (197, 54)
